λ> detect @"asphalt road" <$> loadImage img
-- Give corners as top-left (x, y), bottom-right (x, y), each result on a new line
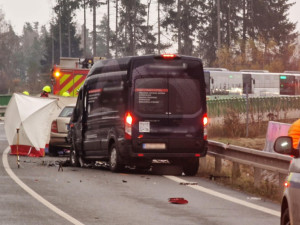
top-left (0, 121), bottom-right (281, 225)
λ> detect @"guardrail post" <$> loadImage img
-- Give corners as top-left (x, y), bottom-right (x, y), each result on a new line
top-left (215, 156), bottom-right (222, 173)
top-left (232, 162), bottom-right (240, 181)
top-left (254, 167), bottom-right (262, 188)
top-left (199, 157), bottom-right (207, 172)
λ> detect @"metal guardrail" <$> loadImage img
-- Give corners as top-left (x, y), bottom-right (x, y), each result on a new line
top-left (207, 96), bottom-right (300, 117)
top-left (0, 106), bottom-right (6, 116)
top-left (0, 94), bottom-right (12, 106)
top-left (207, 140), bottom-right (291, 194)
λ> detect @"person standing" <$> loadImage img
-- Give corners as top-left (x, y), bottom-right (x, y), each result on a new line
top-left (288, 118), bottom-right (300, 149)
top-left (62, 91), bottom-right (70, 97)
top-left (40, 86), bottom-right (51, 97)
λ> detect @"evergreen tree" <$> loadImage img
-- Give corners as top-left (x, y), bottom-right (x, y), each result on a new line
top-left (161, 0), bottom-right (209, 56)
top-left (52, 0), bottom-right (82, 60)
top-left (20, 23), bottom-right (45, 92)
top-left (203, 0), bottom-right (297, 69)
top-left (252, 0), bottom-right (297, 68)
top-left (195, 0), bottom-right (217, 65)
top-left (95, 14), bottom-right (113, 57)
top-left (0, 11), bottom-right (21, 93)
top-left (117, 0), bottom-right (156, 56)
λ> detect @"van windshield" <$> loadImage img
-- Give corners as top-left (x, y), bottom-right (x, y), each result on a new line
top-left (134, 77), bottom-right (201, 115)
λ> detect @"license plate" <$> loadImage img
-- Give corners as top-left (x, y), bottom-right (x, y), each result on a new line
top-left (142, 143), bottom-right (166, 150)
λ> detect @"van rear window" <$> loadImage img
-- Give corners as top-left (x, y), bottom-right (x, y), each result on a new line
top-left (134, 78), bottom-right (201, 115)
top-left (169, 78), bottom-right (201, 114)
top-left (134, 78), bottom-right (168, 114)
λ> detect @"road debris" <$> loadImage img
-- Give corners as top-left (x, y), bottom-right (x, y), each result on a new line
top-left (23, 160), bottom-right (36, 163)
top-left (209, 175), bottom-right (230, 181)
top-left (247, 197), bottom-right (262, 201)
top-left (58, 162), bottom-right (63, 171)
top-left (179, 182), bottom-right (198, 185)
top-left (168, 198), bottom-right (188, 204)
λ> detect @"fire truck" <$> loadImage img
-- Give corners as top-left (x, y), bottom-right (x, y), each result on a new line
top-left (51, 57), bottom-right (105, 96)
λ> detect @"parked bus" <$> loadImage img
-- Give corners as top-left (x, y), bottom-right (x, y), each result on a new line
top-left (279, 73), bottom-right (300, 95)
top-left (204, 70), bottom-right (300, 98)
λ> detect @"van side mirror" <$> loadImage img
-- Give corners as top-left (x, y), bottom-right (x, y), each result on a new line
top-left (274, 136), bottom-right (299, 157)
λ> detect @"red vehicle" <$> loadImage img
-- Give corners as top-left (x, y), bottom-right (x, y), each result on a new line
top-left (51, 57), bottom-right (104, 96)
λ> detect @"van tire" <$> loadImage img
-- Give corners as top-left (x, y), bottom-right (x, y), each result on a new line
top-left (281, 205), bottom-right (290, 225)
top-left (70, 149), bottom-right (80, 167)
top-left (182, 158), bottom-right (199, 176)
top-left (109, 144), bottom-right (124, 172)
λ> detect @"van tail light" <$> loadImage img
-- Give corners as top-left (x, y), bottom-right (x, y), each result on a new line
top-left (203, 113), bottom-right (208, 140)
top-left (51, 120), bottom-right (58, 133)
top-left (203, 113), bottom-right (208, 127)
top-left (284, 181), bottom-right (290, 188)
top-left (125, 112), bottom-right (133, 140)
top-left (162, 54), bottom-right (177, 59)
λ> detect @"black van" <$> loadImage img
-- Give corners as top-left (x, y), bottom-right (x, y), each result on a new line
top-left (69, 54), bottom-right (208, 176)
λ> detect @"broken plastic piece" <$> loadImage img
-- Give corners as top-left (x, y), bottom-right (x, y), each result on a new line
top-left (168, 198), bottom-right (188, 204)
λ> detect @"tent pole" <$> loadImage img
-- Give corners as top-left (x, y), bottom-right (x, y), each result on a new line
top-left (16, 128), bottom-right (20, 168)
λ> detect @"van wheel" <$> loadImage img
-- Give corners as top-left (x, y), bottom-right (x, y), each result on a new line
top-left (281, 206), bottom-right (290, 225)
top-left (182, 158), bottom-right (199, 176)
top-left (70, 149), bottom-right (80, 167)
top-left (109, 144), bottom-right (124, 172)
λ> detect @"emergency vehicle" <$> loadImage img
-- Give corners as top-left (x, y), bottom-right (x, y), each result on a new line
top-left (51, 57), bottom-right (105, 96)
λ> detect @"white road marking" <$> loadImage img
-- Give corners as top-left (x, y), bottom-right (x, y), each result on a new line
top-left (164, 175), bottom-right (280, 217)
top-left (2, 147), bottom-right (85, 225)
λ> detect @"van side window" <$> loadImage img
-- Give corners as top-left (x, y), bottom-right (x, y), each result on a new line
top-left (87, 80), bottom-right (105, 115)
top-left (87, 79), bottom-right (125, 115)
top-left (100, 80), bottom-right (125, 113)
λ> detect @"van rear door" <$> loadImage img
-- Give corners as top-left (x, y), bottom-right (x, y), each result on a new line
top-left (131, 60), bottom-right (206, 155)
top-left (167, 77), bottom-right (203, 152)
top-left (133, 77), bottom-right (170, 151)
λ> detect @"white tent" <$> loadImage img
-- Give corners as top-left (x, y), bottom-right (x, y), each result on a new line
top-left (4, 93), bottom-right (59, 157)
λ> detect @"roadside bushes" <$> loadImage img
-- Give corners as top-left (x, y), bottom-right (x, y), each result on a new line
top-left (207, 96), bottom-right (300, 138)
top-left (208, 107), bottom-right (268, 138)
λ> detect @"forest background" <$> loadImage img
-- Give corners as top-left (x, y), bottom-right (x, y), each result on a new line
top-left (0, 0), bottom-right (299, 94)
